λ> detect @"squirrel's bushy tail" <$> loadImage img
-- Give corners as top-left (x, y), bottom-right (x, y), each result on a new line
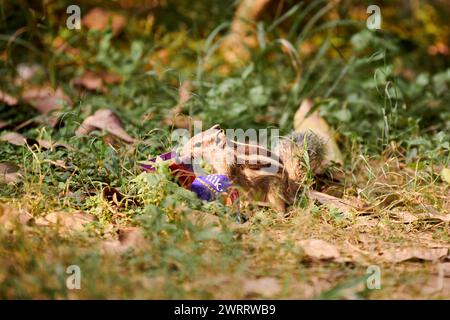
top-left (275, 131), bottom-right (325, 201)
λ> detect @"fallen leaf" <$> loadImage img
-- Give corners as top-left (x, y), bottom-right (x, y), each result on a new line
top-left (441, 168), bottom-right (450, 185)
top-left (243, 277), bottom-right (281, 297)
top-left (22, 86), bottom-right (71, 114)
top-left (0, 90), bottom-right (18, 106)
top-left (82, 8), bottom-right (126, 35)
top-left (382, 247), bottom-right (449, 263)
top-left (428, 42), bottom-right (449, 56)
top-left (421, 211), bottom-right (450, 224)
top-left (52, 36), bottom-right (80, 56)
top-left (75, 109), bottom-right (135, 143)
top-left (0, 204), bottom-right (33, 230)
top-left (309, 190), bottom-right (357, 217)
top-left (35, 139), bottom-right (72, 151)
top-left (219, 0), bottom-right (270, 64)
top-left (299, 239), bottom-right (340, 261)
top-left (99, 71), bottom-right (122, 85)
top-left (73, 70), bottom-right (122, 91)
top-left (1, 132), bottom-right (27, 146)
top-left (438, 263), bottom-right (450, 277)
top-left (389, 210), bottom-right (419, 223)
top-left (1, 133), bottom-right (70, 151)
top-left (35, 211), bottom-right (97, 232)
top-left (294, 99), bottom-right (344, 170)
top-left (0, 163), bottom-right (22, 184)
top-left (73, 71), bottom-right (104, 91)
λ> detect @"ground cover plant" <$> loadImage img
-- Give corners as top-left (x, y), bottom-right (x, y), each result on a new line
top-left (0, 0), bottom-right (449, 299)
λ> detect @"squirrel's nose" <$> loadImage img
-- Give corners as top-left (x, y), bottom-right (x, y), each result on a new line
top-left (175, 154), bottom-right (192, 166)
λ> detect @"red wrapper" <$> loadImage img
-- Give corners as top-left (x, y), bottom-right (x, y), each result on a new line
top-left (168, 162), bottom-right (196, 189)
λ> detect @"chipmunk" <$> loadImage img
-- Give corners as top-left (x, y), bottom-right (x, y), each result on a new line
top-left (178, 125), bottom-right (325, 212)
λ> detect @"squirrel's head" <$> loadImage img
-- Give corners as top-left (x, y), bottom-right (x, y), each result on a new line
top-left (178, 124), bottom-right (227, 164)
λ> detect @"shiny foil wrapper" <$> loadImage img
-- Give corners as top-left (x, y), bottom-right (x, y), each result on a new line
top-left (140, 153), bottom-right (239, 204)
top-left (190, 174), bottom-right (233, 202)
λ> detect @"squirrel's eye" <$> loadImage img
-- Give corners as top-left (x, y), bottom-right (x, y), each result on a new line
top-left (194, 142), bottom-right (202, 148)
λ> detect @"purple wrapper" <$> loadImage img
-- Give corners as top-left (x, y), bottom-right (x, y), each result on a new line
top-left (190, 174), bottom-right (231, 201)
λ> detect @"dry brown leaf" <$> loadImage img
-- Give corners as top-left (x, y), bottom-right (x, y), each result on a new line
top-left (243, 277), bottom-right (281, 297)
top-left (422, 212), bottom-right (450, 224)
top-left (75, 109), bottom-right (135, 144)
top-left (1, 133), bottom-right (71, 151)
top-left (0, 204), bottom-right (33, 230)
top-left (22, 86), bottom-right (71, 114)
top-left (73, 71), bottom-right (104, 91)
top-left (299, 239), bottom-right (340, 261)
top-left (73, 71), bottom-right (122, 91)
top-left (220, 0), bottom-right (270, 64)
top-left (438, 263), bottom-right (450, 277)
top-left (294, 99), bottom-right (344, 170)
top-left (428, 42), bottom-right (449, 56)
top-left (1, 132), bottom-right (27, 146)
top-left (36, 139), bottom-right (72, 151)
top-left (99, 71), bottom-right (122, 85)
top-left (389, 210), bottom-right (419, 223)
top-left (415, 234), bottom-right (450, 249)
top-left (52, 36), bottom-right (81, 56)
top-left (82, 8), bottom-right (126, 35)
top-left (35, 211), bottom-right (97, 232)
top-left (382, 247), bottom-right (449, 263)
top-left (0, 90), bottom-right (18, 106)
top-left (309, 190), bottom-right (356, 217)
top-left (0, 163), bottom-right (21, 184)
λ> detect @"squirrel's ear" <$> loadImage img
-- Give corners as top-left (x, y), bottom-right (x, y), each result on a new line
top-left (211, 124), bottom-right (221, 130)
top-left (214, 130), bottom-right (226, 148)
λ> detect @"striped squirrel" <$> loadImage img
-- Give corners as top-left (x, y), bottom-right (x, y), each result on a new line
top-left (178, 125), bottom-right (325, 212)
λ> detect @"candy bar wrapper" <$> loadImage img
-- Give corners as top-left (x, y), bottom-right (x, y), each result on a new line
top-left (190, 174), bottom-right (230, 201)
top-left (139, 154), bottom-right (239, 204)
top-left (190, 174), bottom-right (238, 204)
top-left (139, 151), bottom-right (177, 172)
top-left (168, 162), bottom-right (196, 188)
top-left (139, 152), bottom-right (195, 189)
